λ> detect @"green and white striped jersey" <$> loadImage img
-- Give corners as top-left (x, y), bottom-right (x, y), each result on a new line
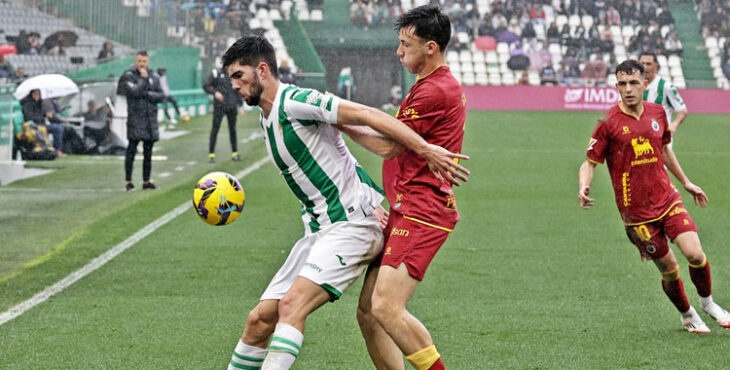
top-left (260, 83), bottom-right (384, 234)
top-left (644, 76), bottom-right (686, 122)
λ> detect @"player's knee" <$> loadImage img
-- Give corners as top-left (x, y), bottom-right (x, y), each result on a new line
top-left (277, 293), bottom-right (304, 322)
top-left (246, 306), bottom-right (277, 337)
top-left (370, 293), bottom-right (397, 325)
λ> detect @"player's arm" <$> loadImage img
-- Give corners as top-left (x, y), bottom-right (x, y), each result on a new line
top-left (336, 99), bottom-right (470, 185)
top-left (663, 144), bottom-right (708, 207)
top-left (336, 123), bottom-right (404, 159)
top-left (578, 160), bottom-right (596, 209)
top-left (669, 108), bottom-right (688, 135)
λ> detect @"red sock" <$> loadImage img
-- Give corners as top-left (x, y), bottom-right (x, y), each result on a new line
top-left (689, 261), bottom-right (712, 298)
top-left (429, 358), bottom-right (445, 370)
top-left (662, 278), bottom-right (690, 313)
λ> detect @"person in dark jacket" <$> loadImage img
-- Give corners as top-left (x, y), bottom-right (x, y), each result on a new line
top-left (118, 50), bottom-right (165, 191)
top-left (20, 89), bottom-right (66, 157)
top-left (204, 67), bottom-right (243, 162)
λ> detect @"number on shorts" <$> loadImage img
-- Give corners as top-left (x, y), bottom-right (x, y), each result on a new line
top-left (633, 225), bottom-right (651, 241)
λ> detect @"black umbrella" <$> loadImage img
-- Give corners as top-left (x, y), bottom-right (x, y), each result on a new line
top-left (42, 30), bottom-right (78, 50)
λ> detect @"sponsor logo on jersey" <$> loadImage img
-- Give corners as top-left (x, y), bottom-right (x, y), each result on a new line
top-left (669, 206), bottom-right (687, 216)
top-left (401, 108), bottom-right (419, 119)
top-left (384, 246), bottom-right (392, 255)
top-left (305, 262), bottom-right (322, 273)
top-left (391, 228), bottom-right (410, 237)
top-left (622, 126), bottom-right (631, 134)
top-left (461, 93), bottom-right (467, 107)
top-left (631, 136), bottom-right (654, 158)
top-left (445, 194), bottom-right (456, 210)
top-left (587, 138), bottom-right (598, 151)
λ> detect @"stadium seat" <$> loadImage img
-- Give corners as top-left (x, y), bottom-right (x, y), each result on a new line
top-left (501, 72), bottom-right (515, 85)
top-left (488, 73), bottom-right (501, 85)
top-left (450, 63), bottom-right (461, 74)
top-left (459, 50), bottom-right (472, 63)
top-left (670, 66), bottom-right (683, 78)
top-left (673, 76), bottom-right (686, 89)
top-left (257, 8), bottom-right (270, 20)
top-left (269, 9), bottom-right (283, 21)
top-left (548, 43), bottom-right (561, 55)
top-left (555, 14), bottom-right (567, 29)
top-left (310, 9), bottom-right (323, 21)
top-left (528, 71), bottom-right (540, 85)
top-left (710, 56), bottom-right (721, 69)
top-left (581, 15), bottom-right (593, 29)
top-left (474, 62), bottom-right (487, 74)
top-left (249, 18), bottom-right (261, 29)
top-left (472, 51), bottom-right (485, 64)
top-left (446, 50), bottom-right (460, 65)
top-left (607, 74), bottom-right (617, 86)
top-left (487, 64), bottom-right (500, 75)
top-left (668, 55), bottom-right (681, 68)
top-left (461, 62), bottom-right (474, 73)
top-left (261, 18), bottom-right (274, 29)
top-left (475, 73), bottom-right (488, 85)
top-left (568, 15), bottom-right (580, 28)
top-left (717, 78), bottom-right (730, 90)
top-left (297, 9), bottom-right (310, 21)
top-left (496, 42), bottom-right (510, 55)
top-left (713, 66), bottom-right (723, 79)
top-left (452, 72), bottom-right (462, 84)
top-left (485, 51), bottom-right (498, 64)
top-left (705, 36), bottom-right (718, 50)
top-left (462, 73), bottom-right (475, 85)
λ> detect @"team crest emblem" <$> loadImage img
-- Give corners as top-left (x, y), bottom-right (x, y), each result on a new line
top-left (651, 120), bottom-right (660, 131)
top-left (647, 246), bottom-right (656, 254)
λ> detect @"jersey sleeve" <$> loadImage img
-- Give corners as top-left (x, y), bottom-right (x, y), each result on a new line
top-left (664, 81), bottom-right (686, 112)
top-left (586, 119), bottom-right (609, 164)
top-left (659, 109), bottom-right (672, 145)
top-left (398, 81), bottom-right (445, 136)
top-left (283, 88), bottom-right (340, 124)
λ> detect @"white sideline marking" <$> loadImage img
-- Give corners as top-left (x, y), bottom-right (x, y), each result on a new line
top-left (0, 156), bottom-right (270, 327)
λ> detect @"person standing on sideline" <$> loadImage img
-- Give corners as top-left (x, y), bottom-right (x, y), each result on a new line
top-left (118, 50), bottom-right (164, 191)
top-left (221, 34), bottom-right (468, 370)
top-left (639, 52), bottom-right (688, 146)
top-left (204, 65), bottom-right (243, 162)
top-left (349, 6), bottom-right (466, 370)
top-left (578, 59), bottom-right (730, 333)
top-left (157, 67), bottom-right (184, 123)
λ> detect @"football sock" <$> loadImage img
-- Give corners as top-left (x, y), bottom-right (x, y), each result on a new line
top-left (661, 269), bottom-right (690, 313)
top-left (261, 323), bottom-right (302, 370)
top-left (228, 340), bottom-right (266, 370)
top-left (232, 152), bottom-right (239, 158)
top-left (689, 256), bottom-right (712, 298)
top-left (209, 153), bottom-right (216, 159)
top-left (406, 344), bottom-right (443, 370)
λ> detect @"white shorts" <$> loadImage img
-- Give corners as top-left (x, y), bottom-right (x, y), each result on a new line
top-left (260, 215), bottom-right (383, 302)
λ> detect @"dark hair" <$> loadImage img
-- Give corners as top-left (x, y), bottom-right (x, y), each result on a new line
top-left (638, 52), bottom-right (658, 64)
top-left (222, 34), bottom-right (279, 78)
top-left (395, 6), bottom-right (451, 52)
top-left (615, 59), bottom-right (644, 77)
top-left (136, 50), bottom-right (148, 57)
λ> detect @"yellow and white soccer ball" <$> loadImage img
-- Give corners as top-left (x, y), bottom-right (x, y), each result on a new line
top-left (192, 171), bottom-right (245, 226)
top-left (180, 115), bottom-right (191, 123)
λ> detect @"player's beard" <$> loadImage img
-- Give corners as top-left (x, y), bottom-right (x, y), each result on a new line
top-left (246, 73), bottom-right (263, 106)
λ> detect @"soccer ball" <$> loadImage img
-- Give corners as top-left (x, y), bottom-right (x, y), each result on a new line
top-left (180, 115), bottom-right (191, 123)
top-left (192, 171), bottom-right (245, 226)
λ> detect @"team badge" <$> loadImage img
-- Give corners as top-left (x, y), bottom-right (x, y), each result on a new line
top-left (647, 246), bottom-right (656, 254)
top-left (651, 120), bottom-right (659, 132)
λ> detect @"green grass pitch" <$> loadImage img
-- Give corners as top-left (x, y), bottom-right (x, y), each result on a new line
top-left (1, 110), bottom-right (729, 368)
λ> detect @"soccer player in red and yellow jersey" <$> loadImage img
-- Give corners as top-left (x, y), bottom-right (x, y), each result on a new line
top-left (341, 6), bottom-right (467, 370)
top-left (578, 59), bottom-right (730, 333)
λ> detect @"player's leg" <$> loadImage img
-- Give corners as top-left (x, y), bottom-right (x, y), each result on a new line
top-left (261, 277), bottom-right (331, 369)
top-left (673, 231), bottom-right (730, 328)
top-left (161, 97), bottom-right (172, 121)
top-left (226, 110), bottom-right (239, 160)
top-left (209, 109), bottom-right (224, 161)
top-left (124, 139), bottom-right (139, 189)
top-left (653, 247), bottom-right (709, 333)
top-left (357, 265), bottom-right (405, 370)
top-left (227, 299), bottom-right (278, 370)
top-left (141, 140), bottom-right (153, 183)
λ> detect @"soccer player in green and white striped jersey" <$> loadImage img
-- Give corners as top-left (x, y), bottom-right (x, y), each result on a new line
top-left (221, 35), bottom-right (469, 370)
top-left (640, 52), bottom-right (688, 148)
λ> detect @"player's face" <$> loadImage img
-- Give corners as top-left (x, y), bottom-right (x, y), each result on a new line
top-left (397, 27), bottom-right (428, 75)
top-left (134, 55), bottom-right (149, 72)
top-left (639, 56), bottom-right (657, 80)
top-left (228, 62), bottom-right (264, 106)
top-left (616, 70), bottom-right (647, 108)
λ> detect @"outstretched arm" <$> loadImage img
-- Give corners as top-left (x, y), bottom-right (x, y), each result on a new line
top-left (336, 123), bottom-right (404, 160)
top-left (336, 99), bottom-right (470, 185)
top-left (663, 144), bottom-right (708, 207)
top-left (578, 160), bottom-right (596, 209)
top-left (669, 108), bottom-right (688, 135)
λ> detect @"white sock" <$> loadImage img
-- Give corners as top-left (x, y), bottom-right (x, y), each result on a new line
top-left (682, 306), bottom-right (698, 318)
top-left (700, 295), bottom-right (714, 308)
top-left (261, 323), bottom-right (303, 370)
top-left (228, 340), bottom-right (266, 370)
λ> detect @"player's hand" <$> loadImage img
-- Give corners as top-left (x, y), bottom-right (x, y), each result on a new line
top-left (373, 205), bottom-right (389, 230)
top-left (683, 182), bottom-right (708, 208)
top-left (215, 92), bottom-right (224, 102)
top-left (578, 186), bottom-right (594, 209)
top-left (423, 144), bottom-right (470, 186)
top-left (139, 68), bottom-right (148, 78)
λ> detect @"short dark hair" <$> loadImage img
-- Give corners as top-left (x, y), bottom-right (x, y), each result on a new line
top-left (136, 50), bottom-right (148, 57)
top-left (222, 34), bottom-right (279, 78)
top-left (395, 6), bottom-right (451, 52)
top-left (638, 52), bottom-right (658, 64)
top-left (615, 59), bottom-right (644, 77)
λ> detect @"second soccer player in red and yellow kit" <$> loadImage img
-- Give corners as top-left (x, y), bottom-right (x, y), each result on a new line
top-left (578, 59), bottom-right (730, 334)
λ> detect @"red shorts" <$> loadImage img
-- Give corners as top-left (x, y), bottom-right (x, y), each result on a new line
top-left (624, 202), bottom-right (698, 260)
top-left (373, 211), bottom-right (452, 281)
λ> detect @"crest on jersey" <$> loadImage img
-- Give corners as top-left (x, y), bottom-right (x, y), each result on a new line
top-left (651, 119), bottom-right (659, 131)
top-left (647, 246), bottom-right (656, 254)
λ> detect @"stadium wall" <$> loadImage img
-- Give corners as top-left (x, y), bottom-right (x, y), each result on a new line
top-left (462, 86), bottom-right (730, 114)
